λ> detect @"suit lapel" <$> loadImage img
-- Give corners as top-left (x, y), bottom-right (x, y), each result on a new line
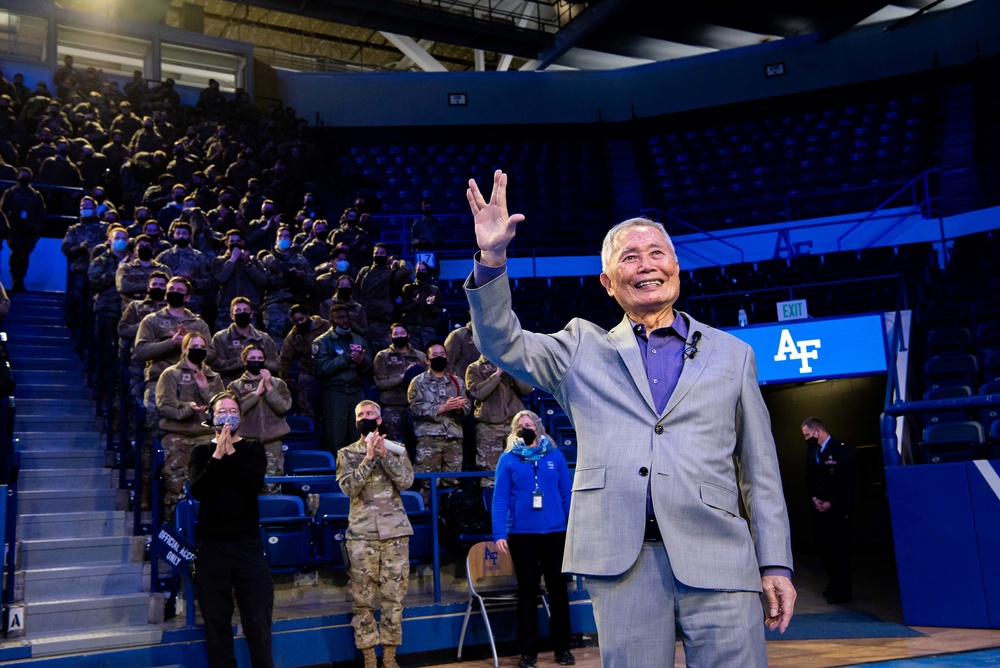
top-left (609, 317), bottom-right (657, 415)
top-left (662, 313), bottom-right (711, 418)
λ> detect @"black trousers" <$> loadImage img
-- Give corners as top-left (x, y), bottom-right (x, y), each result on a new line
top-left (508, 531), bottom-right (572, 657)
top-left (195, 536), bottom-right (275, 668)
top-left (814, 511), bottom-right (852, 600)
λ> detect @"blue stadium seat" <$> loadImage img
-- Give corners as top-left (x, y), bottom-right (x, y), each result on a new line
top-left (258, 495), bottom-right (315, 573)
top-left (315, 493), bottom-right (351, 569)
top-left (921, 386), bottom-right (972, 427)
top-left (284, 450), bottom-right (339, 495)
top-left (923, 354), bottom-right (979, 390)
top-left (916, 421), bottom-right (984, 464)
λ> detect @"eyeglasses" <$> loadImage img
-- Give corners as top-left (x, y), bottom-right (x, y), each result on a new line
top-left (214, 408), bottom-right (240, 415)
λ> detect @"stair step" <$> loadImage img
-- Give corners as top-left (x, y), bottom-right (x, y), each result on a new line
top-left (12, 357), bottom-right (87, 372)
top-left (5, 326), bottom-right (71, 340)
top-left (18, 489), bottom-right (118, 515)
top-left (19, 535), bottom-right (133, 568)
top-left (5, 345), bottom-right (78, 358)
top-left (17, 511), bottom-right (129, 540)
top-left (16, 432), bottom-right (103, 448)
top-left (19, 468), bottom-right (114, 490)
top-left (22, 593), bottom-right (151, 635)
top-left (22, 563), bottom-right (144, 600)
top-left (16, 416), bottom-right (100, 432)
top-left (19, 449), bottom-right (107, 469)
top-left (11, 370), bottom-right (86, 385)
top-left (5, 314), bottom-right (66, 326)
top-left (14, 398), bottom-right (95, 413)
top-left (6, 335), bottom-right (76, 347)
top-left (28, 626), bottom-right (163, 658)
top-left (12, 385), bottom-right (91, 399)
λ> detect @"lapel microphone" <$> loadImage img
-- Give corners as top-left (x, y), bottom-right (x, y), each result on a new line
top-left (683, 331), bottom-right (702, 360)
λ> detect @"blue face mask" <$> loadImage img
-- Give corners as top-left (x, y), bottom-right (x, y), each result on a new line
top-left (276, 238), bottom-right (291, 251)
top-left (111, 238), bottom-right (128, 252)
top-left (213, 413), bottom-right (241, 432)
top-left (336, 260), bottom-right (350, 272)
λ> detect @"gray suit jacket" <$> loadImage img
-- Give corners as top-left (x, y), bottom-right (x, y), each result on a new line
top-left (466, 271), bottom-right (792, 592)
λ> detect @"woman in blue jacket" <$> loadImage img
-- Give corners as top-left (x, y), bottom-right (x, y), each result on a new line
top-left (492, 409), bottom-right (575, 668)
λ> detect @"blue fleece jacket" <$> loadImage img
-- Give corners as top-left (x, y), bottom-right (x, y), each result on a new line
top-left (491, 442), bottom-right (572, 541)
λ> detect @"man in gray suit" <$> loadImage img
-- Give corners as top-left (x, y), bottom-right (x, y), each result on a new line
top-left (464, 170), bottom-right (796, 667)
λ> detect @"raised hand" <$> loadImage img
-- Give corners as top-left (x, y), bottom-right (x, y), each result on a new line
top-left (467, 169), bottom-right (524, 267)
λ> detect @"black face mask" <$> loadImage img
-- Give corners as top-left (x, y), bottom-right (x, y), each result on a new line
top-left (262, 209), bottom-right (275, 218)
top-left (246, 360), bottom-right (264, 375)
top-left (429, 357), bottom-right (447, 372)
top-left (415, 272), bottom-right (428, 281)
top-left (146, 234), bottom-right (160, 243)
top-left (233, 312), bottom-right (252, 328)
top-left (166, 291), bottom-right (186, 308)
top-left (517, 427), bottom-right (537, 445)
top-left (148, 287), bottom-right (166, 301)
top-left (220, 198), bottom-right (233, 206)
top-left (391, 336), bottom-right (409, 349)
top-left (57, 148), bottom-right (69, 157)
top-left (294, 320), bottom-right (311, 334)
top-left (806, 437), bottom-right (820, 448)
top-left (17, 177), bottom-right (29, 186)
top-left (373, 255), bottom-right (387, 266)
top-left (173, 195), bottom-right (184, 204)
top-left (337, 288), bottom-right (352, 301)
top-left (137, 246), bottom-right (153, 261)
top-left (314, 230), bottom-right (328, 241)
top-left (187, 348), bottom-right (207, 365)
top-left (357, 418), bottom-right (380, 436)
top-left (174, 237), bottom-right (190, 248)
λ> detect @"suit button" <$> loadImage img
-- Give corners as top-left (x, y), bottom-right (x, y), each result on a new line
top-left (639, 467), bottom-right (649, 477)
top-left (654, 425), bottom-right (664, 435)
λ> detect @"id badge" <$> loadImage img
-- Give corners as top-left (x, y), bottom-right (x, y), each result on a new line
top-left (532, 491), bottom-right (543, 510)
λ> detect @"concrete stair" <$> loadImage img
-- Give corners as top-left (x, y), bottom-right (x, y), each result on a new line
top-left (6, 290), bottom-right (159, 657)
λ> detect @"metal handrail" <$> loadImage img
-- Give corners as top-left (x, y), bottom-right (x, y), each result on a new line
top-left (640, 208), bottom-right (745, 264)
top-left (836, 169), bottom-right (941, 250)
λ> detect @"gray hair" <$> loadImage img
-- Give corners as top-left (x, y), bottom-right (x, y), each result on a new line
top-left (600, 217), bottom-right (675, 274)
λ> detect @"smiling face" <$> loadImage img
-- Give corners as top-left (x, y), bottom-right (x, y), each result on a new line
top-left (599, 225), bottom-right (681, 319)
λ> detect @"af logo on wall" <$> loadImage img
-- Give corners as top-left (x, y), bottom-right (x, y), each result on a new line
top-left (725, 313), bottom-right (888, 385)
top-left (773, 329), bottom-right (821, 373)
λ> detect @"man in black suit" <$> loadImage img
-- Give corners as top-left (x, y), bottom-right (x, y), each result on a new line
top-left (802, 417), bottom-right (856, 604)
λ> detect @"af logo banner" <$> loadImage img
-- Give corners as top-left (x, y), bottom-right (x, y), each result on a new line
top-left (724, 313), bottom-right (888, 385)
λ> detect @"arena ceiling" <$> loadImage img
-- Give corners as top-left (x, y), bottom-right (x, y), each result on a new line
top-left (61, 0), bottom-right (979, 73)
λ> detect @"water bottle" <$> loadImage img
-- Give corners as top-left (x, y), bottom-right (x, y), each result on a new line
top-left (738, 308), bottom-right (748, 327)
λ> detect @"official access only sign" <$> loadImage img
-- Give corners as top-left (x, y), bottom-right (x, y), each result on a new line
top-left (723, 313), bottom-right (888, 385)
top-left (151, 525), bottom-right (197, 581)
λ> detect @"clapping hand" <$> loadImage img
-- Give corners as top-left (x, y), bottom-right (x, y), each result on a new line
top-left (194, 369), bottom-right (208, 388)
top-left (213, 423), bottom-right (236, 458)
top-left (259, 368), bottom-right (273, 391)
top-left (467, 169), bottom-right (524, 267)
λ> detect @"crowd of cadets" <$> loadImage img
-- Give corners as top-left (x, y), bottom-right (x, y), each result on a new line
top-left (0, 59), bottom-right (536, 521)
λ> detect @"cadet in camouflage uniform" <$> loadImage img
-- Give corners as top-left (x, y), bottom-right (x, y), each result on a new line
top-left (211, 297), bottom-right (278, 386)
top-left (0, 167), bottom-right (47, 291)
top-left (155, 332), bottom-right (223, 523)
top-left (407, 342), bottom-right (469, 500)
top-left (466, 354), bottom-right (534, 485)
top-left (61, 196), bottom-right (106, 328)
top-left (134, 277), bottom-right (215, 510)
top-left (227, 344), bottom-right (291, 494)
top-left (87, 225), bottom-right (131, 399)
top-left (259, 226), bottom-right (315, 344)
top-left (210, 229), bottom-right (267, 332)
top-left (155, 221), bottom-right (213, 318)
top-left (115, 234), bottom-right (172, 310)
top-left (336, 400), bottom-right (413, 668)
top-left (279, 304), bottom-right (331, 418)
top-left (372, 323), bottom-right (425, 442)
top-left (118, 271), bottom-right (168, 405)
top-left (313, 305), bottom-right (373, 452)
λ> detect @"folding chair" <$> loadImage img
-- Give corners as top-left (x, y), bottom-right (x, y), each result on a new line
top-left (457, 541), bottom-right (549, 668)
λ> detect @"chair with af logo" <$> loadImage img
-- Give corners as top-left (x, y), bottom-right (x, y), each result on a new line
top-left (457, 540), bottom-right (549, 668)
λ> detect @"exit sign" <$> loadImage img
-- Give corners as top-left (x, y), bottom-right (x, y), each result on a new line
top-left (778, 299), bottom-right (808, 321)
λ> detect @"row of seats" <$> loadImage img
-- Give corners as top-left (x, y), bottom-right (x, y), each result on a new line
top-left (175, 491), bottom-right (434, 574)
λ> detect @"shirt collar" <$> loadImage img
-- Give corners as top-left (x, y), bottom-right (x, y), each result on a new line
top-left (630, 311), bottom-right (689, 342)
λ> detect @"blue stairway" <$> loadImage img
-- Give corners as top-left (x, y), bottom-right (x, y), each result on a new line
top-left (6, 291), bottom-right (162, 656)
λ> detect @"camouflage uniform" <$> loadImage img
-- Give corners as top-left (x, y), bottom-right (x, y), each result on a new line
top-left (466, 355), bottom-right (534, 481)
top-left (373, 344), bottom-right (425, 441)
top-left (210, 251), bottom-right (267, 331)
top-left (407, 371), bottom-right (469, 495)
top-left (0, 182), bottom-right (46, 285)
top-left (278, 316), bottom-right (331, 418)
top-left (211, 323), bottom-right (278, 387)
top-left (115, 258), bottom-right (172, 310)
top-left (155, 361), bottom-right (223, 522)
top-left (228, 373), bottom-right (292, 494)
top-left (336, 437), bottom-right (414, 650)
top-left (313, 327), bottom-right (373, 452)
top-left (61, 218), bottom-right (107, 326)
top-left (318, 296), bottom-right (368, 338)
top-left (155, 245), bottom-right (213, 317)
top-left (443, 324), bottom-right (480, 379)
top-left (259, 249), bottom-right (315, 344)
top-left (118, 295), bottom-right (166, 403)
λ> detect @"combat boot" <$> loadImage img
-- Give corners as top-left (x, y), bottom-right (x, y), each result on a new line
top-left (382, 645), bottom-right (400, 668)
top-left (362, 647), bottom-right (377, 668)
